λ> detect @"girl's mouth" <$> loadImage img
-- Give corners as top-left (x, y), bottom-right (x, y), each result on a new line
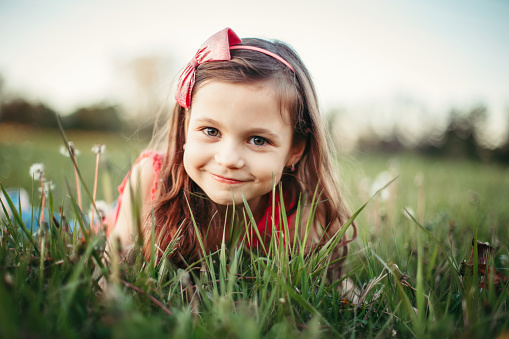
top-left (210, 173), bottom-right (247, 185)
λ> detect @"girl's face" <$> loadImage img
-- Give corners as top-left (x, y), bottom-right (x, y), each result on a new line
top-left (183, 81), bottom-right (304, 210)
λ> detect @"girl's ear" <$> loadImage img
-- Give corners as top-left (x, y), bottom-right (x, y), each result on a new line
top-left (286, 139), bottom-right (306, 167)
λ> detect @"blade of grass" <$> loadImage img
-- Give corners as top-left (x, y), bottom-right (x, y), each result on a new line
top-left (0, 183), bottom-right (40, 255)
top-left (241, 192), bottom-right (267, 254)
top-left (403, 207), bottom-right (464, 294)
top-left (257, 260), bottom-right (323, 320)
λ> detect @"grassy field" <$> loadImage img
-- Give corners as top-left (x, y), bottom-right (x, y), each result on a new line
top-left (0, 124), bottom-right (150, 205)
top-left (1, 125), bottom-right (508, 338)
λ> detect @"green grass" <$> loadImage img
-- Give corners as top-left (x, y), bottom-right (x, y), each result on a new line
top-left (1, 126), bottom-right (508, 338)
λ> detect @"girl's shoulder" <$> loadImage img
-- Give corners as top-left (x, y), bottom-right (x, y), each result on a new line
top-left (117, 150), bottom-right (165, 201)
top-left (110, 150), bottom-right (165, 234)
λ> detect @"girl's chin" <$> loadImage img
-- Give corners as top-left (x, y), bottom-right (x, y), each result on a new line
top-left (205, 191), bottom-right (255, 207)
top-left (208, 196), bottom-right (242, 207)
top-left (206, 193), bottom-right (264, 212)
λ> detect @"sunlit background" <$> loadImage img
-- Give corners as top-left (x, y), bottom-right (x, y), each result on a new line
top-left (1, 0), bottom-right (508, 156)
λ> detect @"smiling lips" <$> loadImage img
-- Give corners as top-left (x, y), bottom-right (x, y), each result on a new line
top-left (210, 173), bottom-right (248, 185)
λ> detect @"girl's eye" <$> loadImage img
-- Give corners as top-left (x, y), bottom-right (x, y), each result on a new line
top-left (204, 127), bottom-right (219, 137)
top-left (249, 136), bottom-right (268, 146)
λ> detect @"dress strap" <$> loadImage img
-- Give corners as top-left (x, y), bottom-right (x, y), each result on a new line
top-left (116, 150), bottom-right (163, 202)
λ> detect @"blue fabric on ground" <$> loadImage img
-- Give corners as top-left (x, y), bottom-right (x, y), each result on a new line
top-left (1, 187), bottom-right (63, 234)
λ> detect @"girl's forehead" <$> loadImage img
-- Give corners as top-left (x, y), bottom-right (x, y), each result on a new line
top-left (191, 80), bottom-right (294, 125)
top-left (188, 82), bottom-right (294, 135)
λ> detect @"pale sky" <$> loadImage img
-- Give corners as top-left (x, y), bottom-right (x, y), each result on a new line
top-left (1, 0), bottom-right (508, 144)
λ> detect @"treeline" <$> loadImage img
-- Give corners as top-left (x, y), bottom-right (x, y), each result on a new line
top-left (357, 106), bottom-right (509, 163)
top-left (3, 96), bottom-right (509, 163)
top-left (0, 98), bottom-right (124, 131)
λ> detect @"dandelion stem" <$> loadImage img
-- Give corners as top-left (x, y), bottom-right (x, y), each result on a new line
top-left (39, 177), bottom-right (45, 225)
top-left (73, 152), bottom-right (82, 211)
top-left (90, 152), bottom-right (101, 229)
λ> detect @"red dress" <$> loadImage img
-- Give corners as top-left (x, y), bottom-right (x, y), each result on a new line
top-left (249, 192), bottom-right (297, 248)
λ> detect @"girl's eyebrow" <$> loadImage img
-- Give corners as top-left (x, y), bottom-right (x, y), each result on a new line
top-left (194, 117), bottom-right (220, 126)
top-left (247, 128), bottom-right (281, 142)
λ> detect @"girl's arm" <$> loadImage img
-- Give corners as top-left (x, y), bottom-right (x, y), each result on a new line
top-left (108, 157), bottom-right (156, 254)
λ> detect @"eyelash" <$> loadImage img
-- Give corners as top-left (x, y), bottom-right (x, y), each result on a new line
top-left (201, 128), bottom-right (269, 147)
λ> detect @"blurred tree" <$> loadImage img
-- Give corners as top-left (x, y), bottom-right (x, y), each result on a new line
top-left (417, 105), bottom-right (491, 160)
top-left (441, 108), bottom-right (480, 159)
top-left (492, 109), bottom-right (509, 163)
top-left (444, 106), bottom-right (488, 159)
top-left (0, 98), bottom-right (58, 128)
top-left (63, 104), bottom-right (123, 131)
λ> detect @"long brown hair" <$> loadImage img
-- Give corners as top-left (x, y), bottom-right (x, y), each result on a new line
top-left (143, 37), bottom-right (356, 275)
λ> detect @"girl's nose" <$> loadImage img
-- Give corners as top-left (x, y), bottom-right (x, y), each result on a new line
top-left (214, 142), bottom-right (245, 169)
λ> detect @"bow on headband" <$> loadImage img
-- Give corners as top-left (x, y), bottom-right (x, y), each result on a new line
top-left (174, 27), bottom-right (294, 109)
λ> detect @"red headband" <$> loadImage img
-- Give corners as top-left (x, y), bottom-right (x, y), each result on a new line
top-left (175, 27), bottom-right (295, 109)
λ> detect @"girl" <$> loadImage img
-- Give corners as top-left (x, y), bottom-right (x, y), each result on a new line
top-left (109, 28), bottom-right (356, 279)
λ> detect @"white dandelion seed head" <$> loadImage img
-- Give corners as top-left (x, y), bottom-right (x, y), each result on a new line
top-left (67, 142), bottom-right (80, 157)
top-left (59, 145), bottom-right (70, 157)
top-left (91, 144), bottom-right (106, 154)
top-left (88, 200), bottom-right (112, 222)
top-left (29, 163), bottom-right (45, 180)
top-left (38, 181), bottom-right (55, 195)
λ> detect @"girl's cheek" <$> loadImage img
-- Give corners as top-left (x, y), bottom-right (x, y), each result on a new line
top-left (183, 139), bottom-right (209, 165)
